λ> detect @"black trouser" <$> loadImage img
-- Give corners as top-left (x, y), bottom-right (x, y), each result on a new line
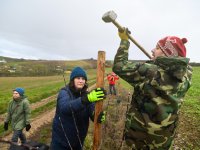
top-left (9, 130), bottom-right (26, 150)
top-left (11, 130), bottom-right (26, 144)
top-left (109, 84), bottom-right (116, 95)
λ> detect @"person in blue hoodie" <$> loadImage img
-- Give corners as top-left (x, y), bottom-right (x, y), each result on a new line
top-left (50, 67), bottom-right (106, 150)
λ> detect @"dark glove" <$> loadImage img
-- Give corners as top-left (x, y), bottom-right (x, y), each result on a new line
top-left (82, 88), bottom-right (106, 104)
top-left (118, 27), bottom-right (131, 40)
top-left (26, 124), bottom-right (31, 131)
top-left (97, 111), bottom-right (106, 123)
top-left (4, 122), bottom-right (8, 131)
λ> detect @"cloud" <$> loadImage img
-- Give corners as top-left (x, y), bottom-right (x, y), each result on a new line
top-left (0, 0), bottom-right (199, 62)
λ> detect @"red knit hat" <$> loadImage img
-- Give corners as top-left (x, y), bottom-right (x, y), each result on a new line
top-left (157, 36), bottom-right (187, 57)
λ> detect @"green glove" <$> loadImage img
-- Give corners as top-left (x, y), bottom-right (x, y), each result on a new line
top-left (87, 88), bottom-right (106, 102)
top-left (118, 27), bottom-right (131, 40)
top-left (97, 111), bottom-right (106, 123)
top-left (82, 88), bottom-right (106, 104)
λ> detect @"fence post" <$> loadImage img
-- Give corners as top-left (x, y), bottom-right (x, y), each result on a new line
top-left (93, 51), bottom-right (106, 150)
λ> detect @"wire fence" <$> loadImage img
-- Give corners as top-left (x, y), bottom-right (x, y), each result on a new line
top-left (99, 81), bottom-right (132, 150)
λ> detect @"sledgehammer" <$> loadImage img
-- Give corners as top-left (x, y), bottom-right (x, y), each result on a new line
top-left (102, 10), bottom-right (152, 59)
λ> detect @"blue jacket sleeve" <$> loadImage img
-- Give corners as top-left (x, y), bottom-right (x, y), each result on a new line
top-left (88, 103), bottom-right (95, 121)
top-left (57, 89), bottom-right (85, 115)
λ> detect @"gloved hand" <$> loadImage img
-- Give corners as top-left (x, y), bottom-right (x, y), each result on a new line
top-left (4, 122), bottom-right (8, 131)
top-left (97, 111), bottom-right (106, 123)
top-left (26, 124), bottom-right (31, 131)
top-left (82, 88), bottom-right (106, 104)
top-left (118, 27), bottom-right (131, 40)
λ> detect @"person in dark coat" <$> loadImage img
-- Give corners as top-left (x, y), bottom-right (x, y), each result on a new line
top-left (50, 67), bottom-right (106, 150)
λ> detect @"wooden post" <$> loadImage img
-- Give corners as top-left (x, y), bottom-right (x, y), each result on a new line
top-left (93, 51), bottom-right (105, 150)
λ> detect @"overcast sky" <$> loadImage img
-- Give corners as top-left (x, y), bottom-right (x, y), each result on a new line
top-left (0, 0), bottom-right (199, 62)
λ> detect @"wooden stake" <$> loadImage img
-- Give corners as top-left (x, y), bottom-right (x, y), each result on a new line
top-left (93, 51), bottom-right (105, 150)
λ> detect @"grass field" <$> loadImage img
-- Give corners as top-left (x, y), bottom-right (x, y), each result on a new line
top-left (184, 66), bottom-right (200, 116)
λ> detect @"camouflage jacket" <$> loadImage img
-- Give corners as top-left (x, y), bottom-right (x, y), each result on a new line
top-left (113, 40), bottom-right (192, 150)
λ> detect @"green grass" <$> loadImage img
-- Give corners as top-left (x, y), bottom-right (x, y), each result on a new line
top-left (181, 67), bottom-right (200, 120)
top-left (35, 124), bottom-right (52, 144)
top-left (31, 101), bottom-right (56, 118)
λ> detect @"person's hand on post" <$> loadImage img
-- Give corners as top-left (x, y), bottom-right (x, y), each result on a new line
top-left (118, 27), bottom-right (131, 41)
top-left (81, 88), bottom-right (106, 104)
top-left (97, 111), bottom-right (106, 123)
top-left (4, 122), bottom-right (8, 131)
top-left (26, 124), bottom-right (31, 131)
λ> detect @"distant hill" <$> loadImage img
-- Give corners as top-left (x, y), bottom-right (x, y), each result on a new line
top-left (0, 56), bottom-right (103, 76)
top-left (0, 56), bottom-right (34, 62)
top-left (1, 56), bottom-right (198, 77)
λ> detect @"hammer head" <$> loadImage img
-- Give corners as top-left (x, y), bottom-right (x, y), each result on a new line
top-left (102, 10), bottom-right (117, 23)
